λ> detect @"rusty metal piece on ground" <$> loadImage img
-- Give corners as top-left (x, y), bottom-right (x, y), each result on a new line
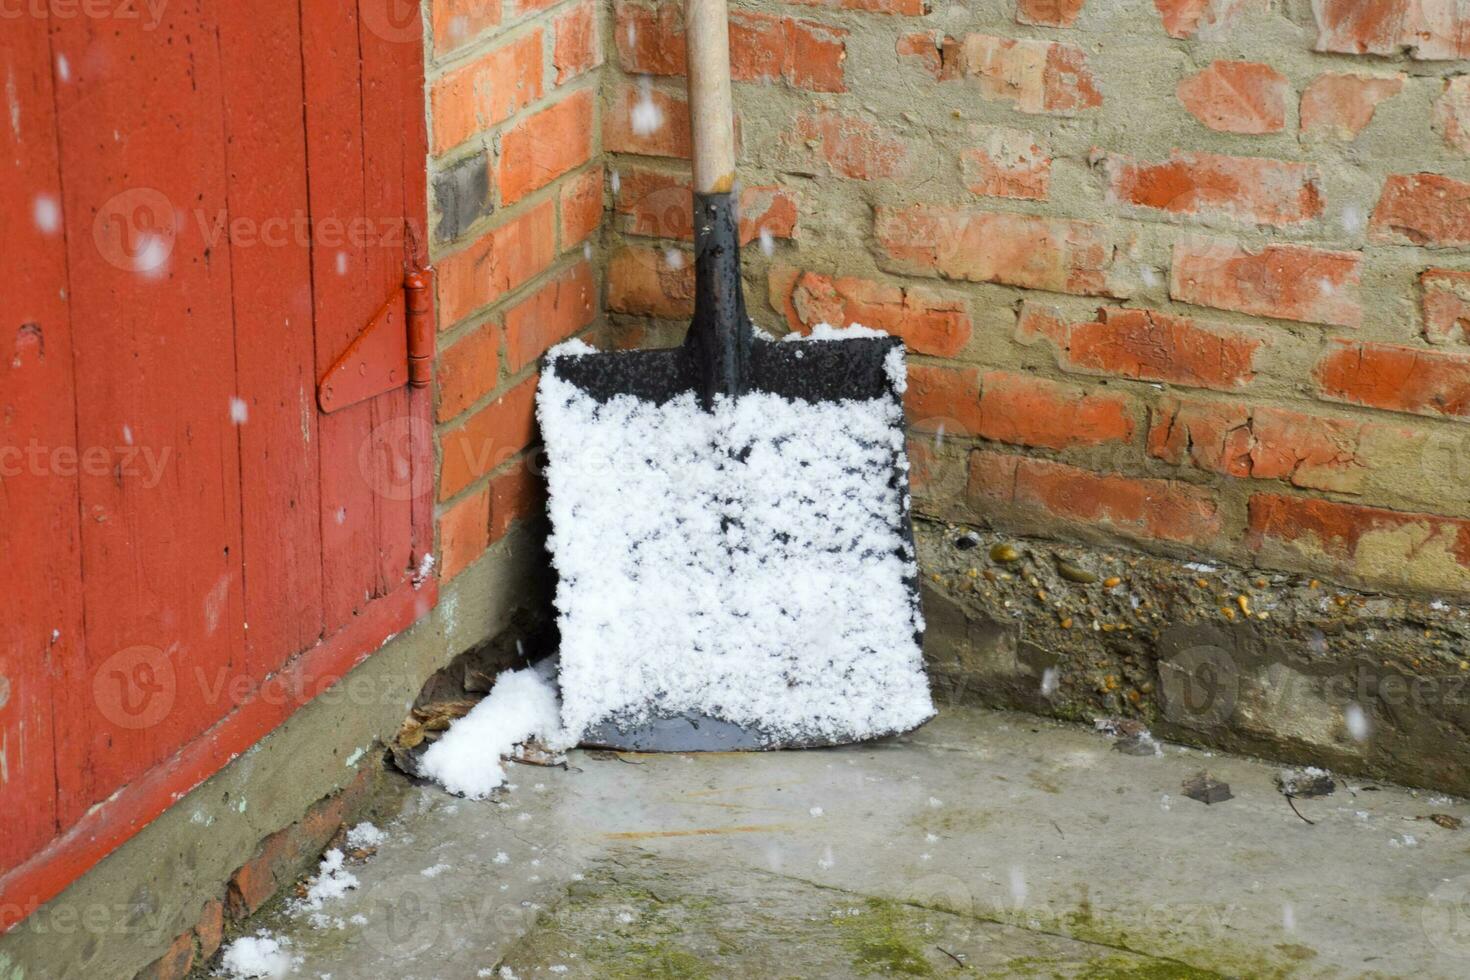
top-left (1183, 772), bottom-right (1233, 805)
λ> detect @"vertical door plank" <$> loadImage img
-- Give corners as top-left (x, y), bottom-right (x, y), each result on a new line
top-left (216, 0), bottom-right (325, 672)
top-left (49, 2), bottom-right (246, 819)
top-left (359, 0), bottom-right (415, 590)
top-left (300, 0), bottom-right (390, 629)
top-left (0, 19), bottom-right (78, 872)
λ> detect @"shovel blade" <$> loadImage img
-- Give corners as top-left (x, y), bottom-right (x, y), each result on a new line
top-left (539, 334), bottom-right (933, 750)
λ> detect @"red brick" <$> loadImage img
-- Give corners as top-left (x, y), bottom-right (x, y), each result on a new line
top-left (616, 2), bottom-right (846, 92)
top-left (606, 245), bottom-right (695, 318)
top-left (226, 827), bottom-right (293, 917)
top-left (436, 201), bottom-right (557, 325)
top-left (1017, 0), bottom-right (1086, 27)
top-left (559, 165), bottom-right (604, 248)
top-left (1247, 493), bottom-right (1470, 592)
top-left (438, 485), bottom-right (490, 580)
top-left (906, 436), bottom-right (939, 497)
top-left (553, 1), bottom-right (603, 84)
top-left (615, 0), bottom-right (684, 74)
top-left (498, 90), bottom-right (595, 206)
top-left (905, 363), bottom-right (983, 434)
top-left (194, 899), bottom-right (224, 960)
top-left (787, 110), bottom-right (908, 180)
top-left (1314, 339), bottom-right (1470, 420)
top-left (977, 371), bottom-right (1134, 450)
top-left (732, 10), bottom-right (847, 93)
top-left (437, 320), bottom-right (501, 422)
top-left (1423, 268), bottom-right (1470, 345)
top-left (1018, 304), bottom-right (1261, 391)
top-left (897, 32), bottom-right (941, 76)
top-left (505, 260), bottom-right (596, 371)
top-left (785, 0), bottom-right (926, 13)
top-left (439, 373), bottom-right (540, 500)
top-left (875, 205), bottom-right (1121, 297)
top-left (429, 31), bottom-right (543, 155)
top-left (1369, 173), bottom-right (1470, 248)
top-left (1435, 76), bottom-right (1470, 154)
top-left (134, 932), bottom-right (194, 980)
top-left (432, 0), bottom-right (502, 56)
top-left (961, 128), bottom-right (1050, 201)
top-left (1148, 398), bottom-right (1377, 493)
top-left (490, 463), bottom-right (546, 542)
top-left (603, 80), bottom-right (691, 158)
top-left (1170, 238), bottom-right (1362, 328)
top-left (1101, 150), bottom-right (1323, 227)
top-left (739, 185), bottom-right (800, 245)
top-left (776, 267), bottom-right (973, 356)
top-left (1153, 0), bottom-right (1261, 38)
top-left (1300, 72), bottom-right (1405, 140)
top-left (968, 451), bottom-right (1223, 546)
top-left (1177, 61), bottom-right (1288, 134)
top-left (1313, 0), bottom-right (1470, 61)
top-left (612, 167), bottom-right (797, 244)
top-left (938, 34), bottom-right (1102, 115)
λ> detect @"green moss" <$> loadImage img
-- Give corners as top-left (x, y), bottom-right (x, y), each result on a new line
top-left (606, 941), bottom-right (716, 980)
top-left (833, 898), bottom-right (936, 976)
top-left (1077, 956), bottom-right (1225, 979)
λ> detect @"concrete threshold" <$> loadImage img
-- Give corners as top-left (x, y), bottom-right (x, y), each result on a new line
top-left (222, 706), bottom-right (1470, 978)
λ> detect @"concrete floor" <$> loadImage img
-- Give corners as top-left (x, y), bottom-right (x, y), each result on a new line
top-left (228, 707), bottom-right (1470, 978)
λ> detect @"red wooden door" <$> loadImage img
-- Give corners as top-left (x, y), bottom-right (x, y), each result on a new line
top-left (0, 0), bottom-right (432, 930)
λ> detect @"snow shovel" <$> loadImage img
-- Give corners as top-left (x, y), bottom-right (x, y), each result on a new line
top-left (537, 0), bottom-right (932, 750)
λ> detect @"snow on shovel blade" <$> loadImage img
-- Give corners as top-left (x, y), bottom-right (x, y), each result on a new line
top-left (537, 329), bottom-right (934, 751)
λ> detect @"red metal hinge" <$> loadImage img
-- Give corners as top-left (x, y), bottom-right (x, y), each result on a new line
top-left (318, 268), bottom-right (435, 414)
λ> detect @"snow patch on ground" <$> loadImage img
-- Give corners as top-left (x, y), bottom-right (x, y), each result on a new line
top-left (346, 821), bottom-right (386, 849)
top-left (292, 849), bottom-right (358, 914)
top-left (219, 932), bottom-right (297, 979)
top-left (538, 331), bottom-right (931, 744)
top-left (418, 662), bottom-right (569, 799)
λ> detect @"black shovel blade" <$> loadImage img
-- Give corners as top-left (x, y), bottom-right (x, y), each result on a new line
top-left (549, 335), bottom-right (902, 405)
top-left (539, 333), bottom-right (933, 752)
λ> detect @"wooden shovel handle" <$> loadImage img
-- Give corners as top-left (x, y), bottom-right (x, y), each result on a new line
top-left (684, 0), bottom-right (737, 194)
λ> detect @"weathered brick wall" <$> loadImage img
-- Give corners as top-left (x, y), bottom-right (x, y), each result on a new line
top-left (427, 0), bottom-right (606, 580)
top-left (600, 0), bottom-right (1470, 597)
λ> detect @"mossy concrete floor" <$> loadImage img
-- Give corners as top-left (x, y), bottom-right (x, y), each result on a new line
top-left (218, 707), bottom-right (1470, 978)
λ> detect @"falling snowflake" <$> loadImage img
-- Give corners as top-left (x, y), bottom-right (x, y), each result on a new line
top-left (664, 248), bottom-right (684, 270)
top-left (630, 78), bottom-right (663, 137)
top-left (33, 194), bottom-right (60, 235)
top-left (758, 226), bottom-right (775, 256)
top-left (1344, 703), bottom-right (1370, 742)
top-left (229, 397), bottom-right (249, 425)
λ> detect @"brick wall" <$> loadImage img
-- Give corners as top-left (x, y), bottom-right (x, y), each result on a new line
top-left (427, 0), bottom-right (605, 579)
top-left (601, 0), bottom-right (1470, 597)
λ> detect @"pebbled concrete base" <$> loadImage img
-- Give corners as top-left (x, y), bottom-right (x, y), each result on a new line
top-left (916, 517), bottom-right (1470, 797)
top-left (219, 705), bottom-right (1470, 979)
